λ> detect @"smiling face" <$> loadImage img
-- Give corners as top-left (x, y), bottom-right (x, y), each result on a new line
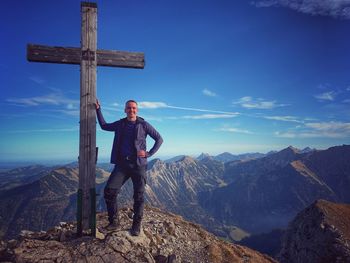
top-left (124, 101), bottom-right (138, 121)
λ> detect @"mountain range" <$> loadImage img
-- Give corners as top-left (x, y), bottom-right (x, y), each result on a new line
top-left (199, 145), bottom-right (350, 233)
top-left (195, 146), bottom-right (314, 163)
top-left (0, 145), bottom-right (349, 248)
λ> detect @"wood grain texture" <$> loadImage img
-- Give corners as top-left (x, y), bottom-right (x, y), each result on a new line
top-left (27, 44), bottom-right (144, 68)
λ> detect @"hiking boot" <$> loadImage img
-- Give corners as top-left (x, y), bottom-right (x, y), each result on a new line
top-left (130, 220), bottom-right (141, 236)
top-left (106, 220), bottom-right (119, 230)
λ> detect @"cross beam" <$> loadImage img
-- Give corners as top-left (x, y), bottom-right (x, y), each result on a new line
top-left (27, 44), bottom-right (144, 68)
top-left (26, 2), bottom-right (144, 236)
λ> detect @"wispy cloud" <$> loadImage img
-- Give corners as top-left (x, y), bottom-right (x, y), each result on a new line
top-left (138, 102), bottom-right (168, 109)
top-left (29, 76), bottom-right (45, 85)
top-left (7, 93), bottom-right (79, 107)
top-left (232, 96), bottom-right (288, 110)
top-left (177, 114), bottom-right (237, 120)
top-left (139, 101), bottom-right (239, 115)
top-left (252, 0), bottom-right (350, 19)
top-left (202, 89), bottom-right (217, 97)
top-left (274, 131), bottom-right (298, 138)
top-left (314, 91), bottom-right (336, 101)
top-left (29, 76), bottom-right (61, 92)
top-left (263, 115), bottom-right (303, 123)
top-left (217, 127), bottom-right (254, 134)
top-left (317, 83), bottom-right (331, 90)
top-left (50, 109), bottom-right (80, 117)
top-left (275, 121), bottom-right (350, 138)
top-left (101, 105), bottom-right (123, 113)
top-left (305, 121), bottom-right (350, 132)
top-left (5, 127), bottom-right (78, 133)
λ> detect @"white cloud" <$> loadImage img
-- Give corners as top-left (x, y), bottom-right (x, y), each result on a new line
top-left (305, 121), bottom-right (350, 132)
top-left (9, 127), bottom-right (78, 133)
top-left (102, 106), bottom-right (123, 112)
top-left (141, 116), bottom-right (164, 122)
top-left (217, 127), bottom-right (253, 134)
top-left (138, 101), bottom-right (240, 115)
top-left (318, 83), bottom-right (331, 90)
top-left (7, 93), bottom-right (79, 107)
top-left (263, 115), bottom-right (303, 123)
top-left (275, 121), bottom-right (350, 138)
top-left (29, 76), bottom-right (61, 92)
top-left (55, 110), bottom-right (80, 117)
top-left (233, 96), bottom-right (288, 109)
top-left (274, 131), bottom-right (298, 138)
top-left (314, 91), bottom-right (336, 101)
top-left (239, 96), bottom-right (252, 102)
top-left (252, 0), bottom-right (350, 19)
top-left (304, 117), bottom-right (319, 121)
top-left (138, 101), bottom-right (168, 109)
top-left (182, 114), bottom-right (237, 120)
top-left (66, 103), bottom-right (76, 110)
top-left (202, 89), bottom-right (217, 97)
top-left (29, 76), bottom-right (45, 85)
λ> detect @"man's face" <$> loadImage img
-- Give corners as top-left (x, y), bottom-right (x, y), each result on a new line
top-left (124, 101), bottom-right (138, 120)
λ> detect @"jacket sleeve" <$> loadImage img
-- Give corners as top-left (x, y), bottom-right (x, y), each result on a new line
top-left (96, 108), bottom-right (119, 131)
top-left (145, 122), bottom-right (163, 157)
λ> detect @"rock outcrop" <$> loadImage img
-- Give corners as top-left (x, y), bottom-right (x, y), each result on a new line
top-left (0, 206), bottom-right (275, 263)
top-left (278, 199), bottom-right (350, 263)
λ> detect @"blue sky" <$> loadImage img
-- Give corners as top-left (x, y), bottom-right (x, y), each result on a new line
top-left (1, 0), bottom-right (350, 163)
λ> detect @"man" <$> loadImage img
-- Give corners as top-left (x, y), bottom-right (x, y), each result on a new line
top-left (95, 99), bottom-right (163, 236)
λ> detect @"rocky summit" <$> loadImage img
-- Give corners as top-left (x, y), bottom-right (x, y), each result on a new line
top-left (0, 206), bottom-right (275, 263)
top-left (278, 199), bottom-right (350, 263)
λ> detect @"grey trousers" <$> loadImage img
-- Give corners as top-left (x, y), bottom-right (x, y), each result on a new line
top-left (104, 162), bottom-right (146, 223)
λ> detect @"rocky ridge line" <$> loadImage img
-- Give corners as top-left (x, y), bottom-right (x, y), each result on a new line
top-left (1, 206), bottom-right (276, 263)
top-left (278, 199), bottom-right (350, 263)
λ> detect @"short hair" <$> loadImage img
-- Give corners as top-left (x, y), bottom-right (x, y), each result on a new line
top-left (125, 100), bottom-right (138, 107)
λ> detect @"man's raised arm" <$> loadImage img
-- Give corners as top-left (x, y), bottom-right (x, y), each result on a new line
top-left (95, 99), bottom-right (118, 131)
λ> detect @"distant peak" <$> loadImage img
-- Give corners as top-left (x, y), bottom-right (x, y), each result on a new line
top-left (287, 146), bottom-right (299, 152)
top-left (197, 153), bottom-right (212, 160)
top-left (266, 146), bottom-right (300, 164)
top-left (164, 155), bottom-right (185, 163)
top-left (277, 146), bottom-right (299, 155)
top-left (300, 147), bottom-right (315, 153)
top-left (178, 156), bottom-right (196, 163)
top-left (148, 158), bottom-right (163, 169)
top-left (216, 152), bottom-right (233, 157)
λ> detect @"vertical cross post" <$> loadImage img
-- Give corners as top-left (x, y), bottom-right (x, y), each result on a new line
top-left (26, 1), bottom-right (145, 237)
top-left (77, 2), bottom-right (97, 236)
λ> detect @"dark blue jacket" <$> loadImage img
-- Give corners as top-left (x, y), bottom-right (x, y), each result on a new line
top-left (96, 108), bottom-right (163, 166)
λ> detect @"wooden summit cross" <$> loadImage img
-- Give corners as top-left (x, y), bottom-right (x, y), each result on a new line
top-left (27, 2), bottom-right (144, 236)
